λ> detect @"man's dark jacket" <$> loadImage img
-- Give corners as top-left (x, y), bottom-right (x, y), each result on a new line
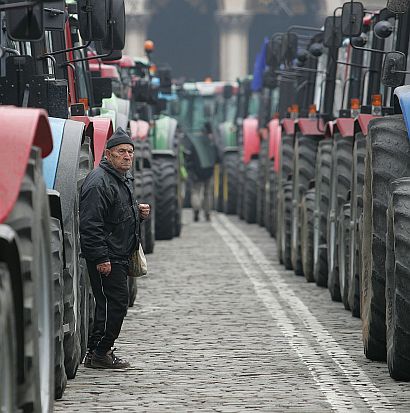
top-left (79, 159), bottom-right (139, 264)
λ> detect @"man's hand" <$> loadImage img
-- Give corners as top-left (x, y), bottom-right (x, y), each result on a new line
top-left (96, 261), bottom-right (111, 276)
top-left (138, 203), bottom-right (150, 219)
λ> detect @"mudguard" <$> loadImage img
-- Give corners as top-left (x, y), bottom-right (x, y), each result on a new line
top-left (218, 121), bottom-right (237, 149)
top-left (282, 119), bottom-right (295, 136)
top-left (334, 118), bottom-right (354, 137)
top-left (90, 117), bottom-right (113, 167)
top-left (268, 118), bottom-right (281, 173)
top-left (43, 117), bottom-right (66, 189)
top-left (115, 97), bottom-right (130, 131)
top-left (325, 121), bottom-right (334, 138)
top-left (296, 118), bottom-right (325, 136)
top-left (395, 86), bottom-right (410, 137)
top-left (0, 107), bottom-right (53, 223)
top-left (47, 189), bottom-right (66, 266)
top-left (54, 119), bottom-right (85, 227)
top-left (353, 114), bottom-right (380, 136)
top-left (243, 117), bottom-right (260, 164)
top-left (151, 115), bottom-right (178, 157)
top-left (130, 119), bottom-right (150, 141)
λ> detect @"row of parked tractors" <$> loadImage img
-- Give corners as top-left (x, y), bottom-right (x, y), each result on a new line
top-left (0, 0), bottom-right (194, 411)
top-left (211, 0), bottom-right (410, 383)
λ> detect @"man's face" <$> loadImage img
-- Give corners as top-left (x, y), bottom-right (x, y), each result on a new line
top-left (105, 144), bottom-right (134, 173)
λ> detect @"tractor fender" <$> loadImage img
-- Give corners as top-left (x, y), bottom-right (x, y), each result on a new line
top-left (43, 117), bottom-right (66, 190)
top-left (116, 97), bottom-right (130, 131)
top-left (90, 117), bottom-right (113, 167)
top-left (151, 115), bottom-right (178, 154)
top-left (353, 114), bottom-right (380, 136)
top-left (281, 118), bottom-right (295, 136)
top-left (268, 118), bottom-right (281, 173)
top-left (54, 119), bottom-right (85, 227)
top-left (218, 121), bottom-right (237, 149)
top-left (152, 149), bottom-right (175, 158)
top-left (130, 119), bottom-right (150, 141)
top-left (395, 86), bottom-right (410, 137)
top-left (223, 146), bottom-right (238, 155)
top-left (334, 118), bottom-right (354, 137)
top-left (71, 116), bottom-right (95, 161)
top-left (243, 117), bottom-right (260, 164)
top-left (0, 224), bottom-right (24, 383)
top-left (295, 118), bottom-right (325, 136)
top-left (0, 107), bottom-right (53, 223)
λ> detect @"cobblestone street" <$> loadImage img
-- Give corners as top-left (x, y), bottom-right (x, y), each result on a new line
top-left (55, 211), bottom-right (410, 412)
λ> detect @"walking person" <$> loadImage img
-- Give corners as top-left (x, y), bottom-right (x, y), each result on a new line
top-left (185, 122), bottom-right (218, 222)
top-left (79, 127), bottom-right (150, 369)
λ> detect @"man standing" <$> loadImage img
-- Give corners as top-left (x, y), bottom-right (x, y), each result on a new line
top-left (79, 127), bottom-right (150, 369)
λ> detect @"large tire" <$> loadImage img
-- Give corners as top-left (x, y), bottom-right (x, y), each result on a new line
top-left (256, 139), bottom-right (268, 227)
top-left (243, 159), bottom-right (258, 224)
top-left (276, 134), bottom-right (294, 263)
top-left (291, 135), bottom-right (321, 275)
top-left (214, 164), bottom-right (224, 212)
top-left (237, 160), bottom-right (245, 219)
top-left (153, 158), bottom-right (177, 240)
top-left (327, 135), bottom-right (353, 301)
top-left (265, 166), bottom-right (276, 236)
top-left (6, 148), bottom-right (54, 412)
top-left (313, 140), bottom-right (332, 287)
top-left (50, 218), bottom-right (67, 400)
top-left (338, 203), bottom-right (351, 310)
top-left (223, 152), bottom-right (238, 215)
top-left (386, 178), bottom-right (410, 381)
top-left (301, 188), bottom-right (315, 282)
top-left (282, 182), bottom-right (293, 270)
top-left (362, 115), bottom-right (410, 361)
top-left (0, 263), bottom-right (18, 412)
top-left (142, 168), bottom-right (155, 254)
top-left (348, 133), bottom-right (366, 317)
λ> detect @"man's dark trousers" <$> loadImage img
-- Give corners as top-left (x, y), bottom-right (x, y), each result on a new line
top-left (86, 261), bottom-right (129, 355)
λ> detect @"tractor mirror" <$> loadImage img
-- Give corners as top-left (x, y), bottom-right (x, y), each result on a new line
top-left (103, 0), bottom-right (126, 51)
top-left (324, 16), bottom-right (342, 48)
top-left (78, 0), bottom-right (108, 41)
top-left (92, 77), bottom-right (113, 106)
top-left (6, 3), bottom-right (44, 41)
top-left (387, 0), bottom-right (410, 13)
top-left (341, 2), bottom-right (364, 37)
top-left (158, 66), bottom-right (172, 94)
top-left (382, 51), bottom-right (406, 88)
top-left (95, 41), bottom-right (123, 61)
top-left (281, 33), bottom-right (298, 63)
top-left (267, 34), bottom-right (282, 68)
top-left (44, 1), bottom-right (65, 31)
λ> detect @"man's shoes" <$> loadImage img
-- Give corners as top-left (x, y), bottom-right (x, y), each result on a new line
top-left (83, 350), bottom-right (94, 368)
top-left (205, 213), bottom-right (211, 222)
top-left (90, 348), bottom-right (131, 369)
top-left (194, 210), bottom-right (199, 222)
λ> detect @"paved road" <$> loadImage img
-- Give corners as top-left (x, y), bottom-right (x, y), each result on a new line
top-left (55, 211), bottom-right (410, 412)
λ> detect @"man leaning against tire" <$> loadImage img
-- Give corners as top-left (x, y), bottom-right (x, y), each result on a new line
top-left (79, 127), bottom-right (150, 369)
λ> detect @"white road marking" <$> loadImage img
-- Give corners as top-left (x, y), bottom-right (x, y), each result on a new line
top-left (213, 214), bottom-right (395, 413)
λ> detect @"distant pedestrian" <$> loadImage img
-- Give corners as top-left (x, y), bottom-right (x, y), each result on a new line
top-left (185, 122), bottom-right (217, 222)
top-left (79, 127), bottom-right (150, 369)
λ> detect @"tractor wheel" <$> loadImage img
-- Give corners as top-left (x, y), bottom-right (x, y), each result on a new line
top-left (237, 161), bottom-right (245, 220)
top-left (214, 164), bottom-right (224, 212)
top-left (223, 152), bottom-right (238, 215)
top-left (282, 182), bottom-right (293, 270)
top-left (142, 168), bottom-right (155, 253)
top-left (6, 148), bottom-right (54, 412)
top-left (276, 134), bottom-right (294, 263)
top-left (327, 134), bottom-right (353, 302)
top-left (256, 159), bottom-right (266, 227)
top-left (264, 166), bottom-right (275, 236)
top-left (338, 203), bottom-right (351, 310)
top-left (348, 133), bottom-right (366, 318)
top-left (301, 188), bottom-right (315, 282)
top-left (128, 277), bottom-right (138, 308)
top-left (386, 178), bottom-right (410, 380)
top-left (362, 115), bottom-right (410, 361)
top-left (153, 158), bottom-right (177, 240)
top-left (291, 135), bottom-right (320, 275)
top-left (313, 140), bottom-right (332, 287)
top-left (50, 218), bottom-right (67, 400)
top-left (0, 263), bottom-right (18, 412)
top-left (244, 159), bottom-right (258, 224)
